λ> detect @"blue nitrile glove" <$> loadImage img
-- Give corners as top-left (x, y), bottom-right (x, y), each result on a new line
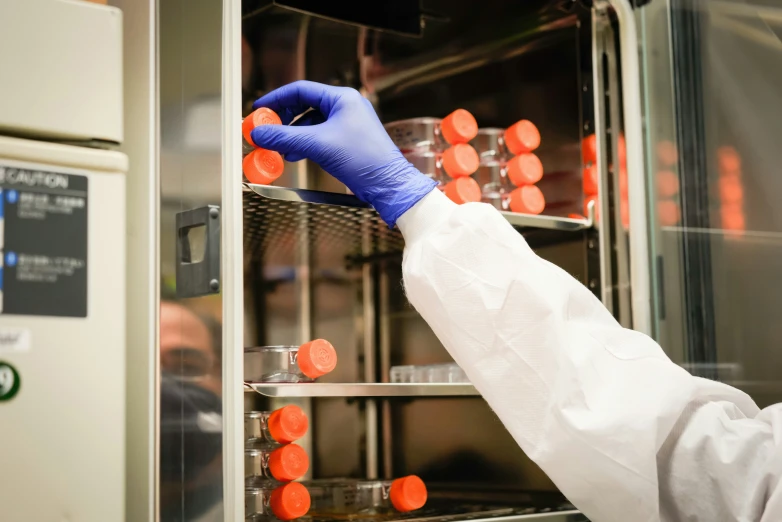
top-left (250, 81), bottom-right (437, 228)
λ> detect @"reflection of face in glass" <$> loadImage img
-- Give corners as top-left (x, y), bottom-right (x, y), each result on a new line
top-left (160, 301), bottom-right (221, 396)
top-left (159, 301), bottom-right (223, 521)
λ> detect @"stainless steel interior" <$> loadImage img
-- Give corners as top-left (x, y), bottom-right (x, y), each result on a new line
top-left (241, 1), bottom-right (600, 519)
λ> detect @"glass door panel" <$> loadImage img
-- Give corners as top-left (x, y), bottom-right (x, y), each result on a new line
top-left (640, 0), bottom-right (782, 406)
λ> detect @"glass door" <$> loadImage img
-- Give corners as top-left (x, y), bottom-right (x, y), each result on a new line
top-left (158, 0), bottom-right (227, 520)
top-left (639, 0), bottom-right (782, 407)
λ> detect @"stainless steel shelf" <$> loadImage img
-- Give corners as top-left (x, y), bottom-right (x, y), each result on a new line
top-left (302, 511), bottom-right (584, 522)
top-left (501, 210), bottom-right (591, 231)
top-left (459, 512), bottom-right (583, 522)
top-left (243, 184), bottom-right (593, 265)
top-left (244, 382), bottom-right (480, 398)
top-left (243, 183), bottom-right (400, 267)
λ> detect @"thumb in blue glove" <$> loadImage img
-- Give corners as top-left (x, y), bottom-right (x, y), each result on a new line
top-left (249, 81), bottom-right (437, 228)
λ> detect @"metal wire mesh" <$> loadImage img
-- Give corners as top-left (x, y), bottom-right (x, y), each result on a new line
top-left (243, 184), bottom-right (592, 269)
top-left (243, 186), bottom-right (405, 267)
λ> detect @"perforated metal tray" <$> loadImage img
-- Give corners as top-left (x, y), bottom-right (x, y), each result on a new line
top-left (243, 184), bottom-right (593, 266)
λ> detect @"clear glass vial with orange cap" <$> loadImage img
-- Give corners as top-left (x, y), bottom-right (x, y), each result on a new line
top-left (245, 443), bottom-right (310, 484)
top-left (471, 121), bottom-right (541, 163)
top-left (443, 176), bottom-right (482, 205)
top-left (245, 405), bottom-right (309, 446)
top-left (507, 184), bottom-right (546, 215)
top-left (476, 154), bottom-right (544, 210)
top-left (475, 162), bottom-right (514, 209)
top-left (303, 476), bottom-right (428, 516)
top-left (245, 482), bottom-right (311, 521)
top-left (384, 109), bottom-right (479, 153)
top-left (243, 339), bottom-right (338, 383)
top-left (404, 143), bottom-right (481, 186)
top-left (403, 143), bottom-right (483, 205)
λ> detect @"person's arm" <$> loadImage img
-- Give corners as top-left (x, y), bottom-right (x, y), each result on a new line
top-left (398, 188), bottom-right (782, 521)
top-left (250, 81), bottom-right (782, 521)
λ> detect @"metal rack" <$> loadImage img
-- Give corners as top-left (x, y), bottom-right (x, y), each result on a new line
top-left (243, 183), bottom-right (594, 267)
top-left (245, 382), bottom-right (480, 398)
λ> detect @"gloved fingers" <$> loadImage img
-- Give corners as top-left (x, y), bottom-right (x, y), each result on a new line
top-left (250, 124), bottom-right (317, 161)
top-left (284, 108), bottom-right (327, 161)
top-left (284, 152), bottom-right (307, 162)
top-left (276, 106), bottom-right (319, 126)
top-left (252, 80), bottom-right (342, 123)
top-left (290, 108), bottom-right (327, 127)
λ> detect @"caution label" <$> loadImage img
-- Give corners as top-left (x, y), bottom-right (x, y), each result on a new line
top-left (0, 165), bottom-right (88, 317)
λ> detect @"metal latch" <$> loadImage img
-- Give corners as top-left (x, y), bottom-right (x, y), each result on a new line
top-left (176, 206), bottom-right (221, 298)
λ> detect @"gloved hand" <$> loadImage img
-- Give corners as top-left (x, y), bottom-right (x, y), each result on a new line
top-left (250, 81), bottom-right (437, 228)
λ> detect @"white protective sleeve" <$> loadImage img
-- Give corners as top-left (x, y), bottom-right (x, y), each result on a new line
top-left (398, 189), bottom-right (782, 522)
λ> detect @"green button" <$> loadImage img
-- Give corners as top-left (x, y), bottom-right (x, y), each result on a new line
top-left (0, 361), bottom-right (21, 401)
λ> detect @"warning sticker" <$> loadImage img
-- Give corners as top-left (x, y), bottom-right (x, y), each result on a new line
top-left (0, 165), bottom-right (88, 317)
top-left (0, 361), bottom-right (21, 401)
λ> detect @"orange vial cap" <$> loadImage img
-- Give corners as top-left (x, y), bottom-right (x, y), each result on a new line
top-left (268, 443), bottom-right (309, 482)
top-left (440, 109), bottom-right (478, 145)
top-left (504, 120), bottom-right (540, 155)
top-left (268, 405), bottom-right (309, 444)
top-left (270, 482), bottom-right (311, 521)
top-left (721, 203), bottom-right (746, 231)
top-left (718, 146), bottom-right (742, 175)
top-left (719, 175), bottom-right (744, 204)
top-left (390, 475), bottom-right (428, 512)
top-left (617, 134), bottom-right (627, 168)
top-left (507, 153), bottom-right (544, 186)
top-left (442, 144), bottom-right (480, 178)
top-left (619, 166), bottom-right (629, 197)
top-left (656, 140), bottom-right (678, 167)
top-left (508, 185), bottom-right (545, 215)
top-left (243, 148), bottom-right (284, 185)
top-left (242, 107), bottom-right (282, 147)
top-left (582, 164), bottom-right (598, 196)
top-left (656, 170), bottom-right (679, 198)
top-left (658, 200), bottom-right (681, 227)
top-left (443, 176), bottom-right (481, 204)
top-left (297, 339), bottom-right (338, 379)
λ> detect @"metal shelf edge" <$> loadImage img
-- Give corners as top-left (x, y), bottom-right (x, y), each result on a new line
top-left (479, 512), bottom-right (584, 522)
top-left (500, 210), bottom-right (590, 231)
top-left (244, 382), bottom-right (481, 397)
top-left (245, 183), bottom-right (371, 209)
top-left (244, 183), bottom-right (593, 232)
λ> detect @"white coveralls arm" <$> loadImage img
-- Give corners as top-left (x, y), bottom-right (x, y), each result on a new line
top-left (398, 189), bottom-right (782, 522)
